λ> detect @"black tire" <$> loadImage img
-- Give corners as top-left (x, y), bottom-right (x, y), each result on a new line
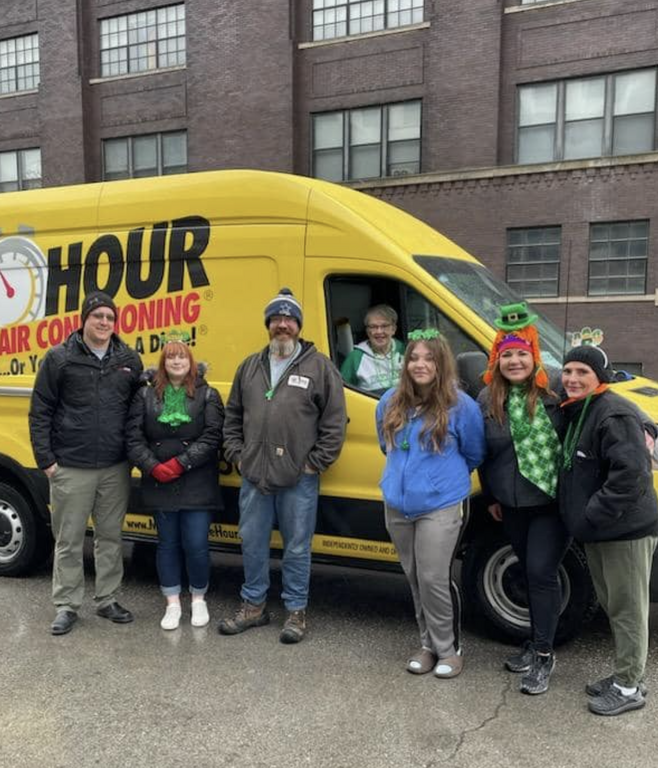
top-left (461, 535), bottom-right (598, 645)
top-left (0, 481), bottom-right (45, 577)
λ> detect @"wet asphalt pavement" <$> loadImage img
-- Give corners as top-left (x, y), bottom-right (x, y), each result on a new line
top-left (2, 544), bottom-right (657, 768)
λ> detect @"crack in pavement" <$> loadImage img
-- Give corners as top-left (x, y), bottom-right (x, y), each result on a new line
top-left (426, 676), bottom-right (515, 766)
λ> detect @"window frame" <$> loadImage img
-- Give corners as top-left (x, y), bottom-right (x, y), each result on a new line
top-left (102, 131), bottom-right (187, 181)
top-left (311, 0), bottom-right (424, 42)
top-left (516, 68), bottom-right (658, 164)
top-left (0, 33), bottom-right (40, 95)
top-left (587, 220), bottom-right (649, 297)
top-left (99, 3), bottom-right (186, 78)
top-left (506, 226), bottom-right (561, 298)
top-left (311, 100), bottom-right (422, 182)
top-left (0, 148), bottom-right (42, 193)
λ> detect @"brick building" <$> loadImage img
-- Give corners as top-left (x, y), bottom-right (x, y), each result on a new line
top-left (1, 0), bottom-right (657, 374)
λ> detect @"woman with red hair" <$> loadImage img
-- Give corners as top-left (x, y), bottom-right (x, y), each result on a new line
top-left (127, 335), bottom-right (224, 630)
top-left (478, 302), bottom-right (567, 696)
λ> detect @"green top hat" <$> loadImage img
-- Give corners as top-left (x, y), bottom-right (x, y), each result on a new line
top-left (494, 301), bottom-right (538, 331)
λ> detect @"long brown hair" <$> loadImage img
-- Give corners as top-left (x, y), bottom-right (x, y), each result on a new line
top-left (153, 341), bottom-right (198, 399)
top-left (382, 336), bottom-right (458, 452)
top-left (486, 359), bottom-right (555, 424)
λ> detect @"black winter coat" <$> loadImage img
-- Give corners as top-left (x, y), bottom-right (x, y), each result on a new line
top-left (126, 375), bottom-right (224, 511)
top-left (29, 331), bottom-right (143, 469)
top-left (477, 386), bottom-right (561, 509)
top-left (558, 390), bottom-right (658, 542)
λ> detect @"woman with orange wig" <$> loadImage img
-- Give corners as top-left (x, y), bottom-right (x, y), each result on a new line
top-left (478, 302), bottom-right (567, 696)
top-left (127, 333), bottom-right (224, 630)
top-left (376, 330), bottom-right (485, 679)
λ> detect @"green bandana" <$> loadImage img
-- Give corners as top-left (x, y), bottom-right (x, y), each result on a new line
top-left (507, 386), bottom-right (561, 498)
top-left (157, 384), bottom-right (191, 428)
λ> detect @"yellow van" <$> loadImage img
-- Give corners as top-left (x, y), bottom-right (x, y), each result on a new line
top-left (1, 169), bottom-right (657, 641)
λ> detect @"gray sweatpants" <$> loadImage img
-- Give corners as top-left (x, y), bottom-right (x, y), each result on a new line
top-left (49, 463), bottom-right (131, 612)
top-left (385, 503), bottom-right (462, 659)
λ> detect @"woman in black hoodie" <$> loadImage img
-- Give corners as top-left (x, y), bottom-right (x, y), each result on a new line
top-left (127, 338), bottom-right (224, 630)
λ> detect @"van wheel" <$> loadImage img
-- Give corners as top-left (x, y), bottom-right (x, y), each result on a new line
top-left (0, 482), bottom-right (45, 576)
top-left (461, 536), bottom-right (598, 645)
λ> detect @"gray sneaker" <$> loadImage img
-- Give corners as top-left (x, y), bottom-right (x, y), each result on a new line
top-left (588, 684), bottom-right (646, 716)
top-left (218, 601), bottom-right (269, 635)
top-left (520, 651), bottom-right (555, 695)
top-left (279, 610), bottom-right (306, 644)
top-left (505, 641), bottom-right (534, 673)
top-left (586, 675), bottom-right (648, 698)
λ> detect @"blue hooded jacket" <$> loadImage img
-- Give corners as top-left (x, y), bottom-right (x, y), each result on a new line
top-left (376, 388), bottom-right (485, 518)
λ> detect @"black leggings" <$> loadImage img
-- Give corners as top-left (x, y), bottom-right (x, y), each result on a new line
top-left (502, 504), bottom-right (571, 653)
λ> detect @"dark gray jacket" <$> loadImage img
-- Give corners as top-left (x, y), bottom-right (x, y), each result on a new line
top-left (126, 371), bottom-right (224, 510)
top-left (558, 390), bottom-right (658, 543)
top-left (477, 386), bottom-right (561, 510)
top-left (223, 341), bottom-right (347, 494)
top-left (29, 331), bottom-right (143, 469)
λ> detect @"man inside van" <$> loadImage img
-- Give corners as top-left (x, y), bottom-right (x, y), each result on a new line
top-left (219, 287), bottom-right (346, 643)
top-left (29, 291), bottom-right (143, 636)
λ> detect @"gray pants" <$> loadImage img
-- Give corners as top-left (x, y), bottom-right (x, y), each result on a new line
top-left (585, 535), bottom-right (658, 687)
top-left (49, 463), bottom-right (131, 612)
top-left (385, 503), bottom-right (462, 658)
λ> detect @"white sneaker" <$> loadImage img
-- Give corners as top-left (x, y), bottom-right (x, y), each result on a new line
top-left (191, 599), bottom-right (209, 627)
top-left (160, 603), bottom-right (182, 630)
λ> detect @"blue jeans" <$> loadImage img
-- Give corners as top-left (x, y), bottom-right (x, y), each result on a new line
top-left (154, 509), bottom-right (212, 597)
top-left (238, 474), bottom-right (319, 611)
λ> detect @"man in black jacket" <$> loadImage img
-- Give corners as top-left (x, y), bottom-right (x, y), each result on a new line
top-left (559, 345), bottom-right (658, 716)
top-left (29, 291), bottom-right (143, 635)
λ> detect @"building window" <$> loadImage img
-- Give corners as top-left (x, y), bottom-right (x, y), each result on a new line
top-left (517, 69), bottom-right (657, 163)
top-left (0, 34), bottom-right (40, 95)
top-left (312, 0), bottom-right (423, 42)
top-left (312, 100), bottom-right (421, 181)
top-left (588, 221), bottom-right (648, 296)
top-left (102, 132), bottom-right (187, 180)
top-left (506, 226), bottom-right (560, 298)
top-left (100, 4), bottom-right (185, 78)
top-left (0, 148), bottom-right (41, 192)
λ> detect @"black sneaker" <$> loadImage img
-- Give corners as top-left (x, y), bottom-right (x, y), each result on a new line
top-left (588, 684), bottom-right (646, 716)
top-left (586, 675), bottom-right (648, 698)
top-left (505, 641), bottom-right (534, 673)
top-left (520, 651), bottom-right (555, 695)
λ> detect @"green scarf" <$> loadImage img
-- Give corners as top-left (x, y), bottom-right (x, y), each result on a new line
top-left (507, 385), bottom-right (561, 498)
top-left (157, 384), bottom-right (191, 428)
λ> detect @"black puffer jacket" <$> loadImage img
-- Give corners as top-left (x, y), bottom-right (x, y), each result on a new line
top-left (126, 369), bottom-right (224, 510)
top-left (558, 390), bottom-right (658, 542)
top-left (477, 386), bottom-right (561, 509)
top-left (29, 331), bottom-right (143, 469)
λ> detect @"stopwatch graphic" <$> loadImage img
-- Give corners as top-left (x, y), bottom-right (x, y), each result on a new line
top-left (0, 235), bottom-right (48, 327)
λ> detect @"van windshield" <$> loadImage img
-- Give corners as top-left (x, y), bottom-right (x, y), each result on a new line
top-left (415, 255), bottom-right (570, 370)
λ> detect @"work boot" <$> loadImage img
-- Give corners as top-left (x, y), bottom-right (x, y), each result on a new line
top-left (279, 609), bottom-right (306, 644)
top-left (218, 601), bottom-right (269, 635)
top-left (520, 651), bottom-right (555, 695)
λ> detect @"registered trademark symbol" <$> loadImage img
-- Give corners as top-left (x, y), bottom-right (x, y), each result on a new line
top-left (199, 324), bottom-right (208, 335)
top-left (204, 289), bottom-right (214, 301)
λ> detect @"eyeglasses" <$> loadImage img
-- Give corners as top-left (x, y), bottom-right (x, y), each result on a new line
top-left (270, 315), bottom-right (298, 325)
top-left (89, 312), bottom-right (115, 322)
top-left (366, 323), bottom-right (392, 331)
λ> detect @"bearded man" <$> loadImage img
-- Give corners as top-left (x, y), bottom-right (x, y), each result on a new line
top-left (219, 288), bottom-right (346, 643)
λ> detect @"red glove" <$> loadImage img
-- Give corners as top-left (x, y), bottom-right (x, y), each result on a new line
top-left (161, 457), bottom-right (185, 479)
top-left (151, 463), bottom-right (176, 483)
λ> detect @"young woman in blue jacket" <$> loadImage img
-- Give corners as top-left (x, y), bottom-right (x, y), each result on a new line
top-left (376, 330), bottom-right (485, 679)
